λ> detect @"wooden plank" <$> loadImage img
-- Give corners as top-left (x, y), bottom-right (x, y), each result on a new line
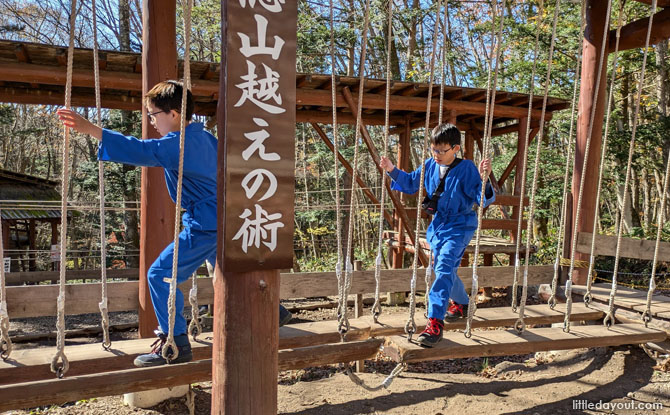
top-left (278, 339), bottom-right (382, 371)
top-left (281, 265), bottom-right (554, 298)
top-left (580, 299), bottom-right (670, 335)
top-left (0, 303), bottom-right (605, 387)
top-left (0, 338), bottom-right (383, 413)
top-left (571, 284), bottom-right (670, 315)
top-left (6, 266), bottom-right (554, 318)
top-left (5, 268), bottom-right (138, 284)
top-left (0, 360), bottom-right (213, 413)
top-left (575, 232), bottom-right (670, 262)
top-left (383, 323), bottom-right (667, 363)
top-left (6, 277), bottom-right (214, 318)
top-left (365, 303), bottom-right (603, 337)
top-left (481, 218), bottom-right (528, 231)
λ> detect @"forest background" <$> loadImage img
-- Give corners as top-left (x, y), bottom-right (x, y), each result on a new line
top-left (0, 0), bottom-right (668, 288)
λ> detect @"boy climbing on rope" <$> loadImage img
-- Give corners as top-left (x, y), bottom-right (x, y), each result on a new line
top-left (380, 123), bottom-right (495, 347)
top-left (57, 80), bottom-right (292, 367)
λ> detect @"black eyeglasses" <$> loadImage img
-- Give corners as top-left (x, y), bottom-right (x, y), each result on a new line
top-left (431, 146), bottom-right (454, 156)
top-left (147, 110), bottom-right (166, 121)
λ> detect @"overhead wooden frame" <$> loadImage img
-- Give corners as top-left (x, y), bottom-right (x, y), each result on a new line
top-left (0, 40), bottom-right (569, 129)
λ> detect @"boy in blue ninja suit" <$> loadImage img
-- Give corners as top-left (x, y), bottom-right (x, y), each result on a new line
top-left (380, 123), bottom-right (495, 347)
top-left (57, 80), bottom-right (292, 366)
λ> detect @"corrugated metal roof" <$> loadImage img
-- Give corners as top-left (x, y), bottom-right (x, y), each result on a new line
top-left (0, 169), bottom-right (63, 220)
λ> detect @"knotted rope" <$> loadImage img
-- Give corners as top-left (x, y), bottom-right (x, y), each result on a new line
top-left (515, 0), bottom-right (562, 334)
top-left (51, 0), bottom-right (78, 378)
top-left (91, 0), bottom-right (111, 351)
top-left (465, 0), bottom-right (506, 338)
top-left (604, 0), bottom-right (658, 329)
top-left (405, 0), bottom-right (443, 341)
top-left (163, 0), bottom-right (193, 362)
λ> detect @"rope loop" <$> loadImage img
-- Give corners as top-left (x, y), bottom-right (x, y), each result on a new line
top-left (50, 350), bottom-right (69, 378)
top-left (162, 337), bottom-right (180, 362)
top-left (603, 314), bottom-right (614, 329)
top-left (514, 318), bottom-right (525, 334)
top-left (583, 292), bottom-right (592, 306)
top-left (188, 272), bottom-right (202, 340)
top-left (642, 311), bottom-right (652, 326)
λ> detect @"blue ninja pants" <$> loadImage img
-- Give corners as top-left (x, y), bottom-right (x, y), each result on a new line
top-left (147, 228), bottom-right (217, 335)
top-left (427, 227), bottom-right (476, 320)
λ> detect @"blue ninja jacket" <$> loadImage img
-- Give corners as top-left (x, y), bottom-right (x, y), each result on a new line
top-left (388, 158), bottom-right (495, 244)
top-left (98, 123), bottom-right (218, 231)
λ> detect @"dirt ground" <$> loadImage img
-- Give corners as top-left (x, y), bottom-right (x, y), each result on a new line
top-left (4, 291), bottom-right (670, 415)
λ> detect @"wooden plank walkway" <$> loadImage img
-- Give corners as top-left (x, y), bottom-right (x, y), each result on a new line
top-left (0, 339), bottom-right (384, 412)
top-left (384, 231), bottom-right (535, 255)
top-left (0, 303), bottom-right (603, 385)
top-left (571, 283), bottom-right (670, 319)
top-left (383, 323), bottom-right (667, 363)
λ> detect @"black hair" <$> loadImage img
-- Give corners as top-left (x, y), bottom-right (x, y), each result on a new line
top-left (144, 80), bottom-right (194, 120)
top-left (431, 123), bottom-right (461, 147)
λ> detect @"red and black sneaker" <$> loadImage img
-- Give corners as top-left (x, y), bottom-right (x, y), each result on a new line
top-left (445, 300), bottom-right (468, 321)
top-left (417, 318), bottom-right (444, 347)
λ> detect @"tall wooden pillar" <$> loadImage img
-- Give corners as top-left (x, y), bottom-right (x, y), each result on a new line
top-left (572, 0), bottom-right (609, 285)
top-left (392, 119), bottom-right (412, 268)
top-left (139, 0), bottom-right (177, 337)
top-left (464, 129), bottom-right (475, 161)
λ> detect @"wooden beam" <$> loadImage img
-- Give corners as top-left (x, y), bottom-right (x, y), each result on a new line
top-left (5, 268), bottom-right (138, 284)
top-left (310, 122), bottom-right (394, 225)
top-left (607, 7), bottom-right (670, 53)
top-left (297, 109), bottom-right (405, 126)
top-left (280, 265), bottom-right (554, 299)
top-left (341, 86), bottom-right (429, 267)
top-left (571, 283), bottom-right (670, 318)
top-left (383, 323), bottom-right (667, 363)
top-left (575, 232), bottom-right (670, 262)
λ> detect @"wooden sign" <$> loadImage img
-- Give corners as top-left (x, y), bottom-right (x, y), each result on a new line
top-left (220, 0), bottom-right (297, 271)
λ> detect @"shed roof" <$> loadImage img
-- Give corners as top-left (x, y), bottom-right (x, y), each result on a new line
top-left (0, 40), bottom-right (569, 131)
top-left (0, 170), bottom-right (62, 221)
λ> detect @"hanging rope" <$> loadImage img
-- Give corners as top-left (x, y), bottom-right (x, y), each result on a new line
top-left (329, 0), bottom-right (345, 334)
top-left (337, 0), bottom-right (371, 339)
top-left (371, 0), bottom-right (394, 324)
top-left (510, 0), bottom-right (545, 313)
top-left (51, 0), bottom-right (78, 378)
top-left (404, 0), bottom-right (443, 341)
top-left (549, 1), bottom-right (584, 310)
top-left (643, 148), bottom-right (670, 326)
top-left (604, 0), bottom-right (658, 329)
top-left (91, 0), bottom-right (111, 351)
top-left (464, 0), bottom-right (506, 339)
top-left (562, 0), bottom-right (614, 332)
top-left (329, 0), bottom-right (407, 391)
top-left (163, 0), bottom-right (193, 362)
top-left (514, 0), bottom-right (562, 334)
top-left (0, 209), bottom-right (11, 360)
top-left (583, 0), bottom-right (625, 308)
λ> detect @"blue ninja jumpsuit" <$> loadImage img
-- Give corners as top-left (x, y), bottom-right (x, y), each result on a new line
top-left (388, 158), bottom-right (495, 320)
top-left (98, 123), bottom-right (218, 336)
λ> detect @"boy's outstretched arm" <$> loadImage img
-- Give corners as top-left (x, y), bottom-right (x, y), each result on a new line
top-left (57, 108), bottom-right (102, 140)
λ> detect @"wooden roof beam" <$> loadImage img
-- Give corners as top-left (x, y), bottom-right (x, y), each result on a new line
top-left (607, 7), bottom-right (670, 53)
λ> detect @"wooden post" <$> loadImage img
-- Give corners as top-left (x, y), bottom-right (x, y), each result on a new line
top-left (464, 129), bottom-right (475, 161)
top-left (392, 120), bottom-right (411, 269)
top-left (213, 1), bottom-right (296, 413)
top-left (511, 117), bottom-right (529, 243)
top-left (572, 0), bottom-right (608, 285)
top-left (138, 0), bottom-right (177, 337)
top-left (28, 220), bottom-right (36, 272)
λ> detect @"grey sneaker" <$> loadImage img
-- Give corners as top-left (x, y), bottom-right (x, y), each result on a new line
top-left (133, 331), bottom-right (193, 367)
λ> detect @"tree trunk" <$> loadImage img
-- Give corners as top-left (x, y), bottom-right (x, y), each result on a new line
top-left (642, 168), bottom-right (651, 231)
top-left (616, 183), bottom-right (633, 234)
top-left (382, 0), bottom-right (401, 80)
top-left (406, 0), bottom-right (420, 77)
top-left (657, 39), bottom-right (668, 117)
